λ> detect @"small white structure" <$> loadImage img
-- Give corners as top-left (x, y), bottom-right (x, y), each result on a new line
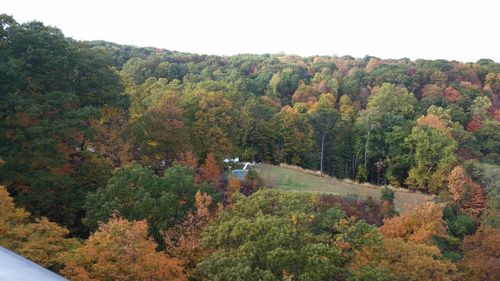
top-left (242, 162), bottom-right (251, 171)
top-left (224, 157), bottom-right (240, 163)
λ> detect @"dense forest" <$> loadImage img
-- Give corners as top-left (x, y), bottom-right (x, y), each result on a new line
top-left (0, 15), bottom-right (499, 280)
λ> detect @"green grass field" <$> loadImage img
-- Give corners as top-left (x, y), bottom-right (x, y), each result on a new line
top-left (256, 163), bottom-right (432, 213)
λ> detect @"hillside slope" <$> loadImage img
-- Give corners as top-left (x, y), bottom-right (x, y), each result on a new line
top-left (258, 164), bottom-right (432, 212)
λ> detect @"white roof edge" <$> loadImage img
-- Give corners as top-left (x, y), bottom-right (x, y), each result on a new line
top-left (0, 246), bottom-right (68, 281)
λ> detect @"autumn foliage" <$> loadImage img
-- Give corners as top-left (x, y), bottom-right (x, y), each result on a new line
top-left (373, 203), bottom-right (458, 281)
top-left (443, 87), bottom-right (460, 103)
top-left (163, 192), bottom-right (218, 279)
top-left (378, 238), bottom-right (457, 281)
top-left (447, 166), bottom-right (487, 219)
top-left (416, 113), bottom-right (451, 137)
top-left (466, 118), bottom-right (482, 132)
top-left (448, 166), bottom-right (469, 203)
top-left (90, 106), bottom-right (131, 167)
top-left (227, 177), bottom-right (242, 201)
top-left (460, 225), bottom-right (500, 281)
top-left (379, 203), bottom-right (447, 244)
top-left (0, 186), bottom-right (79, 270)
top-left (200, 153), bottom-right (221, 188)
top-left (176, 151), bottom-right (199, 169)
top-left (462, 181), bottom-right (487, 219)
top-left (0, 15), bottom-right (499, 281)
top-left (61, 216), bottom-right (186, 281)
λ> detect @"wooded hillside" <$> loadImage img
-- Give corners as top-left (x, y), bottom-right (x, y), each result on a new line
top-left (0, 15), bottom-right (498, 281)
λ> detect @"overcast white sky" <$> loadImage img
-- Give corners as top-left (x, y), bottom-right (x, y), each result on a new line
top-left (3, 0), bottom-right (500, 62)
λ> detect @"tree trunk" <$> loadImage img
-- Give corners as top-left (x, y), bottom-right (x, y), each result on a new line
top-left (80, 136), bottom-right (86, 151)
top-left (320, 134), bottom-right (325, 173)
top-left (352, 155), bottom-right (356, 178)
top-left (364, 129), bottom-right (371, 169)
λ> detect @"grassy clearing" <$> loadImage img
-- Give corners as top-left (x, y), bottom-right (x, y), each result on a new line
top-left (255, 163), bottom-right (433, 213)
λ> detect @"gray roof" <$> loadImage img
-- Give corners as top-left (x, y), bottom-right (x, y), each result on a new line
top-left (0, 246), bottom-right (67, 281)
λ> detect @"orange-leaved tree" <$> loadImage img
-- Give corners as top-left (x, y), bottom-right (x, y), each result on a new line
top-left (447, 165), bottom-right (487, 219)
top-left (200, 152), bottom-right (221, 188)
top-left (163, 191), bottom-right (219, 279)
top-left (416, 113), bottom-right (451, 138)
top-left (360, 201), bottom-right (456, 281)
top-left (461, 180), bottom-right (487, 219)
top-left (460, 225), bottom-right (500, 281)
top-left (61, 216), bottom-right (186, 281)
top-left (379, 202), bottom-right (447, 244)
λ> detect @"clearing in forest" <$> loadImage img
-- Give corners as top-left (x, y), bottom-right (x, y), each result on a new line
top-left (257, 164), bottom-right (433, 213)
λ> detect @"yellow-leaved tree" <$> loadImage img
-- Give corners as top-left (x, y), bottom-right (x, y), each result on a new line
top-left (0, 185), bottom-right (79, 271)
